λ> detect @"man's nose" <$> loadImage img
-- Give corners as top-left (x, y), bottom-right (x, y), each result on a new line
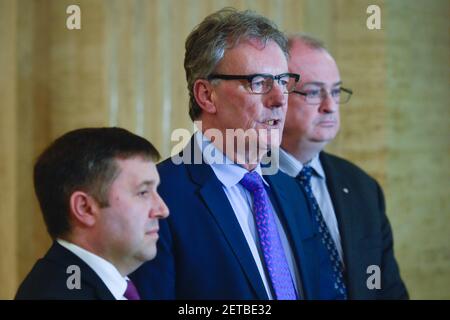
top-left (265, 80), bottom-right (287, 108)
top-left (151, 193), bottom-right (169, 219)
top-left (319, 91), bottom-right (338, 113)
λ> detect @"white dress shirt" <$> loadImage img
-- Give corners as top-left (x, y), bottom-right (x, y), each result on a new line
top-left (278, 148), bottom-right (344, 262)
top-left (195, 132), bottom-right (302, 299)
top-left (57, 239), bottom-right (129, 300)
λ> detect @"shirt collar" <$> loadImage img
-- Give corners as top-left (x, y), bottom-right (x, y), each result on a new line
top-left (195, 131), bottom-right (268, 188)
top-left (308, 153), bottom-right (325, 179)
top-left (279, 148), bottom-right (303, 177)
top-left (279, 148), bottom-right (325, 180)
top-left (57, 239), bottom-right (127, 300)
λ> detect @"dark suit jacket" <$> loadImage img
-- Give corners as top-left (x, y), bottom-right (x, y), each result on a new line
top-left (15, 242), bottom-right (115, 300)
top-left (319, 152), bottom-right (408, 299)
top-left (131, 138), bottom-right (320, 299)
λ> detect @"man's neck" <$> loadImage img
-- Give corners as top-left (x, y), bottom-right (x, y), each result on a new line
top-left (202, 130), bottom-right (264, 171)
top-left (63, 234), bottom-right (133, 277)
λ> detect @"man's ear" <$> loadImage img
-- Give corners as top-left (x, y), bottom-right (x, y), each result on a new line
top-left (69, 191), bottom-right (99, 227)
top-left (193, 79), bottom-right (217, 114)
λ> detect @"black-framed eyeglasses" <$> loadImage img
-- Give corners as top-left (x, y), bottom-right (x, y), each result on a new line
top-left (207, 73), bottom-right (300, 94)
top-left (293, 87), bottom-right (353, 104)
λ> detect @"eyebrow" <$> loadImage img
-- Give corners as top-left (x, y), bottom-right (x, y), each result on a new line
top-left (303, 81), bottom-right (343, 87)
top-left (137, 180), bottom-right (159, 188)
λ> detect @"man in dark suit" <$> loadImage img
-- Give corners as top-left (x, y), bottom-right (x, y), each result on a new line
top-left (15, 127), bottom-right (169, 299)
top-left (131, 8), bottom-right (320, 300)
top-left (279, 34), bottom-right (408, 299)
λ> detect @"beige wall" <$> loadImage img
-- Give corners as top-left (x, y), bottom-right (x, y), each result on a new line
top-left (0, 0), bottom-right (18, 300)
top-left (0, 0), bottom-right (448, 299)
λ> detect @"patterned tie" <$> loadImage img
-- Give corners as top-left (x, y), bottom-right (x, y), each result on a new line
top-left (240, 171), bottom-right (297, 300)
top-left (297, 166), bottom-right (347, 299)
top-left (124, 279), bottom-right (141, 300)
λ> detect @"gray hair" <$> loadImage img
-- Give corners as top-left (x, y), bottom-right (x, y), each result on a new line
top-left (185, 7), bottom-right (289, 121)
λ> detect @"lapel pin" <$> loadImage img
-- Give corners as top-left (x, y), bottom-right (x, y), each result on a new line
top-left (342, 188), bottom-right (349, 194)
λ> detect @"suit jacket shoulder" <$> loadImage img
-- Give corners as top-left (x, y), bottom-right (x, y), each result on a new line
top-left (15, 242), bottom-right (115, 300)
top-left (321, 152), bottom-right (378, 186)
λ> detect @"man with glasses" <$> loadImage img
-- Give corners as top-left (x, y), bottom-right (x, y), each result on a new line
top-left (280, 34), bottom-right (408, 299)
top-left (131, 8), bottom-right (320, 300)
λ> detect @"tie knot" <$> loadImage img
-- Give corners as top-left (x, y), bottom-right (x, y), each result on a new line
top-left (124, 279), bottom-right (141, 300)
top-left (239, 171), bottom-right (264, 193)
top-left (297, 166), bottom-right (314, 184)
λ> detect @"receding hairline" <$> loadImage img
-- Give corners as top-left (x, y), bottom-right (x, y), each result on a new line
top-left (287, 33), bottom-right (328, 52)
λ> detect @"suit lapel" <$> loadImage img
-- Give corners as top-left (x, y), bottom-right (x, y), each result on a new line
top-left (200, 177), bottom-right (268, 299)
top-left (264, 173), bottom-right (315, 241)
top-left (184, 138), bottom-right (268, 299)
top-left (319, 152), bottom-right (357, 293)
top-left (265, 173), bottom-right (318, 299)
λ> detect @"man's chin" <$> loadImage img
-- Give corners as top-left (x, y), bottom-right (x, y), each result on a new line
top-left (140, 249), bottom-right (157, 263)
top-left (137, 243), bottom-right (158, 261)
top-left (317, 133), bottom-right (337, 142)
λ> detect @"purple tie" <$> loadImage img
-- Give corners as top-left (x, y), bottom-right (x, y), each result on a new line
top-left (124, 279), bottom-right (141, 300)
top-left (240, 171), bottom-right (298, 300)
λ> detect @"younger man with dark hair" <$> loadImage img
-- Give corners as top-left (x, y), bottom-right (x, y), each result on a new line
top-left (16, 127), bottom-right (169, 300)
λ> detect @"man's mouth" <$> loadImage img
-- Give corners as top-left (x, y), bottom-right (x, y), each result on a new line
top-left (146, 226), bottom-right (159, 236)
top-left (317, 119), bottom-right (336, 126)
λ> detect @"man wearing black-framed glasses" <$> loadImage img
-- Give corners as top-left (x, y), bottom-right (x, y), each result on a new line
top-left (280, 34), bottom-right (408, 299)
top-left (131, 9), bottom-right (320, 300)
top-left (207, 73), bottom-right (300, 95)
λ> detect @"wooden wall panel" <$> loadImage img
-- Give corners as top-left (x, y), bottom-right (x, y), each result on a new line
top-left (325, 0), bottom-right (388, 184)
top-left (16, 0), bottom-right (52, 287)
top-left (1, 0), bottom-right (448, 299)
top-left (0, 0), bottom-right (18, 300)
top-left (385, 0), bottom-right (450, 299)
top-left (49, 0), bottom-right (108, 136)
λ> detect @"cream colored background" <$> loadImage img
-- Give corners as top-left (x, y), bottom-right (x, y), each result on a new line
top-left (1, 0), bottom-right (449, 299)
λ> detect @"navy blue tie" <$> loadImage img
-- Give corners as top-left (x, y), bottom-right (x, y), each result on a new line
top-left (297, 166), bottom-right (347, 299)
